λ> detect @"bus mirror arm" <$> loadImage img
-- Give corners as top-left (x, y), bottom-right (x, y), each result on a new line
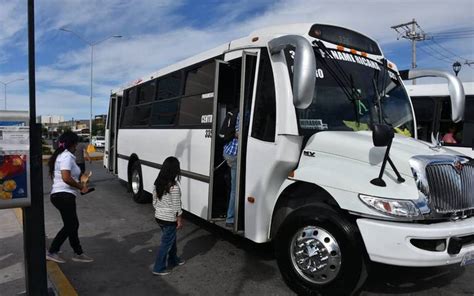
top-left (268, 35), bottom-right (316, 109)
top-left (401, 69), bottom-right (465, 123)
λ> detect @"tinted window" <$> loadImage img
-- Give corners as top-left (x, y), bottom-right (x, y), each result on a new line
top-left (138, 80), bottom-right (156, 104)
top-left (120, 104), bottom-right (151, 128)
top-left (133, 104), bottom-right (152, 126)
top-left (150, 100), bottom-right (179, 126)
top-left (252, 51), bottom-right (276, 142)
top-left (465, 96), bottom-right (474, 121)
top-left (184, 61), bottom-right (215, 96)
top-left (411, 97), bottom-right (436, 142)
top-left (411, 97), bottom-right (436, 121)
top-left (128, 87), bottom-right (138, 106)
top-left (157, 72), bottom-right (182, 100)
top-left (121, 107), bottom-right (134, 128)
top-left (179, 95), bottom-right (213, 126)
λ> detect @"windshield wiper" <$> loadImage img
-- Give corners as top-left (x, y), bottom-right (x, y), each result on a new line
top-left (372, 59), bottom-right (393, 125)
top-left (313, 40), bottom-right (363, 125)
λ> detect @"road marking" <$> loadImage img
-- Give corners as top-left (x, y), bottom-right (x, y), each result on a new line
top-left (0, 262), bottom-right (23, 285)
top-left (12, 208), bottom-right (78, 296)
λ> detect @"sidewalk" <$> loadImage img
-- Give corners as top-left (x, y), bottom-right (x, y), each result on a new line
top-left (0, 209), bottom-right (62, 295)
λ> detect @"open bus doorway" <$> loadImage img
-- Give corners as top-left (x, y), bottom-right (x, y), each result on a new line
top-left (209, 51), bottom-right (258, 232)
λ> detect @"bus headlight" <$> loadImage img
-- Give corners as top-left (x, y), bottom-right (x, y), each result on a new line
top-left (359, 194), bottom-right (421, 218)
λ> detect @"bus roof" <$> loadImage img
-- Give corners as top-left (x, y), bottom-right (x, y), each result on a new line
top-left (111, 23), bottom-right (383, 94)
top-left (406, 82), bottom-right (474, 97)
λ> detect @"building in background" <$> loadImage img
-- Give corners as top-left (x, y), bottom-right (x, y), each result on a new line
top-left (37, 115), bottom-right (64, 125)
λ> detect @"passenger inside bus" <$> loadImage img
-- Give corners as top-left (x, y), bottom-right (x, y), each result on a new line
top-left (442, 125), bottom-right (458, 144)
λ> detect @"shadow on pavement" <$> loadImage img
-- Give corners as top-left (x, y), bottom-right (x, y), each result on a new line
top-left (47, 230), bottom-right (186, 296)
top-left (361, 262), bottom-right (467, 295)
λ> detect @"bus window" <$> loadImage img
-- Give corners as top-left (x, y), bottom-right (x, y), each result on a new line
top-left (138, 80), bottom-right (156, 104)
top-left (251, 50), bottom-right (276, 142)
top-left (133, 104), bottom-right (152, 127)
top-left (150, 99), bottom-right (179, 126)
top-left (184, 61), bottom-right (215, 96)
top-left (157, 72), bottom-right (182, 100)
top-left (461, 96), bottom-right (474, 148)
top-left (411, 97), bottom-right (436, 142)
top-left (128, 87), bottom-right (138, 106)
top-left (178, 95), bottom-right (213, 127)
top-left (438, 95), bottom-right (474, 148)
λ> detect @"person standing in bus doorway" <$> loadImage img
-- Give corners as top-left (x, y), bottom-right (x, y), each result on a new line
top-left (74, 137), bottom-right (92, 178)
top-left (152, 156), bottom-right (185, 276)
top-left (46, 131), bottom-right (93, 263)
top-left (222, 110), bottom-right (239, 228)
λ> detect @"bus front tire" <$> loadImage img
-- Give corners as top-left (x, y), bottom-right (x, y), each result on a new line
top-left (274, 204), bottom-right (367, 296)
top-left (129, 161), bottom-right (151, 204)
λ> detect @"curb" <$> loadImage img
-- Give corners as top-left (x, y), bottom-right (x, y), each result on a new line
top-left (13, 208), bottom-right (78, 296)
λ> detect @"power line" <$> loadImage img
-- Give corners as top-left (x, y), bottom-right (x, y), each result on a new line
top-left (429, 38), bottom-right (472, 62)
top-left (417, 45), bottom-right (454, 64)
top-left (424, 42), bottom-right (457, 61)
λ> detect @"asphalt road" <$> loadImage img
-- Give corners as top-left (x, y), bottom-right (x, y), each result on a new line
top-left (42, 162), bottom-right (474, 296)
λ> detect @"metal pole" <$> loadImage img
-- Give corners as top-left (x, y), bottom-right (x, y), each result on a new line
top-left (4, 84), bottom-right (6, 110)
top-left (24, 0), bottom-right (49, 294)
top-left (90, 45), bottom-right (94, 142)
top-left (412, 19), bottom-right (417, 85)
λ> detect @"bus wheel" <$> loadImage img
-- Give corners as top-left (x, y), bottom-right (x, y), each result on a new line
top-left (275, 205), bottom-right (366, 296)
top-left (129, 161), bottom-right (151, 203)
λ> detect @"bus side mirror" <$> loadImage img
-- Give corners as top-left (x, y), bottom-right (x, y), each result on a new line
top-left (372, 124), bottom-right (394, 147)
top-left (400, 69), bottom-right (465, 122)
top-left (268, 35), bottom-right (316, 109)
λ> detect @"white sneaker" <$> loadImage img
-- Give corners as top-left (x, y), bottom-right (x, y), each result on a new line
top-left (46, 252), bottom-right (66, 264)
top-left (152, 270), bottom-right (171, 276)
top-left (72, 253), bottom-right (94, 263)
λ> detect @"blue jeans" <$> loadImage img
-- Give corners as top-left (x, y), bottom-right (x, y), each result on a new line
top-left (153, 223), bottom-right (181, 272)
top-left (223, 153), bottom-right (237, 224)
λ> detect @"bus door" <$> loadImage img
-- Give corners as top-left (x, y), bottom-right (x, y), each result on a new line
top-left (209, 49), bottom-right (259, 233)
top-left (105, 94), bottom-right (122, 174)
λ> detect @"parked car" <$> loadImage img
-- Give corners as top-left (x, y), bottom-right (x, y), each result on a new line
top-left (92, 136), bottom-right (105, 148)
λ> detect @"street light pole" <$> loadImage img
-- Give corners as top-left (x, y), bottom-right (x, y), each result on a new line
top-left (90, 45), bottom-right (93, 143)
top-left (0, 78), bottom-right (25, 110)
top-left (59, 28), bottom-right (121, 143)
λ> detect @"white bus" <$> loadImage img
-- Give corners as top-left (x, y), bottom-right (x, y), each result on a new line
top-left (105, 23), bottom-right (473, 295)
top-left (407, 82), bottom-right (474, 158)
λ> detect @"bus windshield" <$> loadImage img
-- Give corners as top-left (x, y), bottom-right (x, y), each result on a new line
top-left (291, 48), bottom-right (414, 138)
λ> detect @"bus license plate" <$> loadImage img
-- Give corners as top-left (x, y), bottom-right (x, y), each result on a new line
top-left (461, 251), bottom-right (474, 267)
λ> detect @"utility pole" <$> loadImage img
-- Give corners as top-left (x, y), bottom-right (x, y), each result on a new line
top-left (391, 19), bottom-right (427, 85)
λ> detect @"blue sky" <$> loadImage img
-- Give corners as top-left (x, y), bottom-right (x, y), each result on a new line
top-left (1, 0), bottom-right (473, 120)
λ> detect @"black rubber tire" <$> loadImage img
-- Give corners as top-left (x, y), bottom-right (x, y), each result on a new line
top-left (274, 204), bottom-right (366, 296)
top-left (129, 161), bottom-right (151, 204)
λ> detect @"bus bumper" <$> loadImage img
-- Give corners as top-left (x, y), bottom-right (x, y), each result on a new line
top-left (356, 217), bottom-right (474, 267)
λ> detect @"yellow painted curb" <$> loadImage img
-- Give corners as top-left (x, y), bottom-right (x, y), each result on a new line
top-left (13, 208), bottom-right (23, 224)
top-left (47, 261), bottom-right (78, 296)
top-left (12, 208), bottom-right (78, 296)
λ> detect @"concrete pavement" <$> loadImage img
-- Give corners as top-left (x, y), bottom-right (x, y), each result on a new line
top-left (44, 162), bottom-right (474, 295)
top-left (1, 161), bottom-right (473, 295)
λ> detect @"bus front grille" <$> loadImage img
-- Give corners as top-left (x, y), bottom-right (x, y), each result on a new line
top-left (426, 161), bottom-right (474, 213)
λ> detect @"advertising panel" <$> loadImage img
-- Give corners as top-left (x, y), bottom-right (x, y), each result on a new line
top-left (0, 111), bottom-right (30, 209)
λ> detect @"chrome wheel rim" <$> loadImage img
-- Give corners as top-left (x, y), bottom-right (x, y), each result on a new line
top-left (131, 170), bottom-right (140, 194)
top-left (290, 226), bottom-right (342, 285)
